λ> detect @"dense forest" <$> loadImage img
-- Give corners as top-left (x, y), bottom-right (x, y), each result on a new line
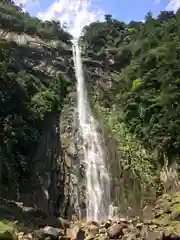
top-left (83, 10), bottom-right (180, 163)
top-left (81, 11), bottom-right (180, 207)
top-left (1, 0), bottom-right (180, 212)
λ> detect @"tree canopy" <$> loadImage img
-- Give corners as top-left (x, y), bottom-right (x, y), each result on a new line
top-left (83, 11), bottom-right (180, 167)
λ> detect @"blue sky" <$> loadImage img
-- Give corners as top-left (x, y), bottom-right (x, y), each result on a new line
top-left (102, 0), bottom-right (168, 22)
top-left (18, 0), bottom-right (175, 21)
top-left (14, 0), bottom-right (180, 36)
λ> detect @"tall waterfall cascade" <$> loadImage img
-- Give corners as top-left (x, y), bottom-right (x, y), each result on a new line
top-left (72, 39), bottom-right (111, 222)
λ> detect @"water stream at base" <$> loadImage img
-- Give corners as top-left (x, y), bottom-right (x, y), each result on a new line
top-left (72, 39), bottom-right (111, 222)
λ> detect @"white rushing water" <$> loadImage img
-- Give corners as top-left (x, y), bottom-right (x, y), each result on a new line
top-left (72, 39), bottom-right (111, 222)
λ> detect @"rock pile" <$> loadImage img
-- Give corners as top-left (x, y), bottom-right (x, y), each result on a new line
top-left (0, 215), bottom-right (177, 240)
top-left (70, 217), bottom-right (161, 240)
top-left (2, 192), bottom-right (180, 240)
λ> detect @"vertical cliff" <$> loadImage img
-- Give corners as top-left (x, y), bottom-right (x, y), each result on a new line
top-left (0, 0), bottom-right (78, 218)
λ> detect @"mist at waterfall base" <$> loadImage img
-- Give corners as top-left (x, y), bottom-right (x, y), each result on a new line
top-left (72, 39), bottom-right (112, 222)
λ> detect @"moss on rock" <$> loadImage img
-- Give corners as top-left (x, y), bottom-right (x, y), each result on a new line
top-left (148, 192), bottom-right (180, 238)
top-left (0, 221), bottom-right (17, 240)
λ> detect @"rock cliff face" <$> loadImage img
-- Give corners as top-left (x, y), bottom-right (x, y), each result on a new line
top-left (0, 17), bottom-right (143, 220)
top-left (0, 29), bottom-right (73, 80)
top-left (0, 27), bottom-right (108, 219)
top-left (60, 94), bottom-right (78, 218)
top-left (60, 75), bottom-right (87, 220)
top-left (0, 29), bottom-right (75, 218)
top-left (21, 114), bottom-right (68, 217)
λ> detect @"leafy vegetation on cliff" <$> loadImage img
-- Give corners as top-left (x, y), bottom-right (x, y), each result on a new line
top-left (0, 0), bottom-right (71, 41)
top-left (0, 0), bottom-right (71, 198)
top-left (84, 11), bottom-right (180, 164)
top-left (1, 0), bottom-right (180, 214)
top-left (83, 11), bottom-right (180, 207)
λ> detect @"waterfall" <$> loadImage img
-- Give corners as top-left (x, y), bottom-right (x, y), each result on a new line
top-left (72, 38), bottom-right (111, 222)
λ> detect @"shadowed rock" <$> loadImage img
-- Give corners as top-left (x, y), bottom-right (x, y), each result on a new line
top-left (107, 224), bottom-right (124, 239)
top-left (32, 226), bottom-right (63, 240)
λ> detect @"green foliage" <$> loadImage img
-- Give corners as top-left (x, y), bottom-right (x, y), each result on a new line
top-left (0, 220), bottom-right (13, 234)
top-left (0, 43), bottom-right (68, 196)
top-left (93, 102), bottom-right (161, 209)
top-left (0, 0), bottom-right (71, 42)
top-left (132, 78), bottom-right (143, 89)
top-left (85, 9), bottom-right (180, 167)
top-left (94, 104), bottom-right (157, 185)
top-left (81, 15), bottom-right (126, 53)
top-left (0, 1), bottom-right (70, 197)
top-left (83, 9), bottom-right (180, 206)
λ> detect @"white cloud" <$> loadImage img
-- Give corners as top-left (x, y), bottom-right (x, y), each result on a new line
top-left (166, 0), bottom-right (180, 12)
top-left (155, 0), bottom-right (180, 12)
top-left (37, 0), bottom-right (104, 38)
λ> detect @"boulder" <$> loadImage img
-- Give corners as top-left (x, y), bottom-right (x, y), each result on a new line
top-left (32, 226), bottom-right (63, 240)
top-left (87, 223), bottom-right (99, 236)
top-left (103, 220), bottom-right (112, 229)
top-left (145, 231), bottom-right (163, 240)
top-left (18, 233), bottom-right (33, 240)
top-left (153, 194), bottom-right (172, 218)
top-left (21, 207), bottom-right (47, 218)
top-left (69, 225), bottom-right (85, 240)
top-left (118, 217), bottom-right (129, 224)
top-left (38, 216), bottom-right (70, 229)
top-left (136, 222), bottom-right (144, 229)
top-left (107, 223), bottom-right (123, 239)
top-left (99, 228), bottom-right (106, 234)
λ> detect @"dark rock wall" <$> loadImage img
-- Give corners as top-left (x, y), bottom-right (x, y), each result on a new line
top-left (0, 30), bottom-right (74, 218)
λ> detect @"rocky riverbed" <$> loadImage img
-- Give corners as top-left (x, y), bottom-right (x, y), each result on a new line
top-left (2, 192), bottom-right (180, 240)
